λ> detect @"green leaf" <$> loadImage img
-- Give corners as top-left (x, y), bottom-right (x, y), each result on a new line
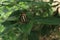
top-left (34, 17), bottom-right (60, 25)
top-left (0, 24), bottom-right (5, 33)
top-left (28, 31), bottom-right (39, 40)
top-left (20, 21), bottom-right (33, 34)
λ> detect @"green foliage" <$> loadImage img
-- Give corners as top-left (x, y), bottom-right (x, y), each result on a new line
top-left (0, 0), bottom-right (60, 40)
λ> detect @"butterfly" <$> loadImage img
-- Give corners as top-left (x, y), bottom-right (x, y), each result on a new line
top-left (20, 12), bottom-right (27, 23)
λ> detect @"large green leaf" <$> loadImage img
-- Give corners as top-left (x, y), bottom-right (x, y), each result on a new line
top-left (34, 17), bottom-right (60, 25)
